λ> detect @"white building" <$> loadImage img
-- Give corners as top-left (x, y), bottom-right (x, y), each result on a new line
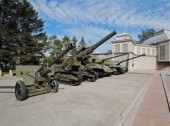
top-left (111, 29), bottom-right (170, 70)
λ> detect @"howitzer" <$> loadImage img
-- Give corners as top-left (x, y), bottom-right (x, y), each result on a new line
top-left (92, 52), bottom-right (112, 55)
top-left (35, 43), bottom-right (75, 77)
top-left (103, 53), bottom-right (146, 74)
top-left (97, 53), bottom-right (128, 64)
top-left (87, 55), bottom-right (116, 77)
top-left (77, 31), bottom-right (117, 58)
top-left (116, 53), bottom-right (146, 65)
top-left (87, 53), bottom-right (128, 77)
top-left (0, 43), bottom-right (75, 101)
top-left (61, 31), bottom-right (117, 81)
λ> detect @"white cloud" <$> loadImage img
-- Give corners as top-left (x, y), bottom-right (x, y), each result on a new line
top-left (29, 0), bottom-right (170, 28)
top-left (29, 0), bottom-right (170, 52)
top-left (66, 25), bottom-right (116, 52)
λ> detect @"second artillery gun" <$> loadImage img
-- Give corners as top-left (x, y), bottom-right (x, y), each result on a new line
top-left (85, 56), bottom-right (117, 77)
top-left (60, 31), bottom-right (117, 82)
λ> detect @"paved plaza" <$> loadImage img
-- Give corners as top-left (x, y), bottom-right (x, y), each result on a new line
top-left (0, 72), bottom-right (169, 126)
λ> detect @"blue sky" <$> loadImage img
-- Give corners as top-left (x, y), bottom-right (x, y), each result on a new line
top-left (29, 0), bottom-right (170, 53)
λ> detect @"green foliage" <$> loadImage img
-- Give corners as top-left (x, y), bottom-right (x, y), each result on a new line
top-left (62, 35), bottom-right (70, 50)
top-left (78, 37), bottom-right (87, 49)
top-left (0, 0), bottom-right (45, 68)
top-left (2, 70), bottom-right (9, 76)
top-left (48, 35), bottom-right (63, 57)
top-left (43, 56), bottom-right (53, 63)
top-left (47, 35), bottom-right (79, 58)
top-left (70, 36), bottom-right (78, 55)
top-left (138, 28), bottom-right (155, 43)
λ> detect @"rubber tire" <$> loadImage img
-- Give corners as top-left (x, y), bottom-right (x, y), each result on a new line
top-left (99, 72), bottom-right (103, 78)
top-left (86, 71), bottom-right (98, 82)
top-left (51, 79), bottom-right (59, 93)
top-left (70, 72), bottom-right (83, 86)
top-left (122, 70), bottom-right (125, 74)
top-left (15, 81), bottom-right (27, 101)
top-left (94, 72), bottom-right (99, 79)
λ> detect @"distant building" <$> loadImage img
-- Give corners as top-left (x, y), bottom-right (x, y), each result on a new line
top-left (110, 29), bottom-right (170, 70)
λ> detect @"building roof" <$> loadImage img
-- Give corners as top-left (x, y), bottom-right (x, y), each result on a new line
top-left (143, 29), bottom-right (170, 45)
top-left (112, 33), bottom-right (136, 44)
top-left (136, 44), bottom-right (157, 48)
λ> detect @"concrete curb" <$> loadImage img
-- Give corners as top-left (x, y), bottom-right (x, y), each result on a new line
top-left (127, 72), bottom-right (154, 75)
top-left (160, 73), bottom-right (170, 111)
top-left (113, 75), bottom-right (154, 126)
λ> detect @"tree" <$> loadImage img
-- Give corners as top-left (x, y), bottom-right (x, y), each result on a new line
top-left (107, 50), bottom-right (112, 54)
top-left (0, 0), bottom-right (45, 68)
top-left (62, 35), bottom-right (70, 50)
top-left (48, 35), bottom-right (63, 58)
top-left (138, 28), bottom-right (155, 43)
top-left (78, 37), bottom-right (87, 49)
top-left (70, 36), bottom-right (77, 55)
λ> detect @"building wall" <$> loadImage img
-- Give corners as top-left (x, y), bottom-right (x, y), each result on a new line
top-left (111, 30), bottom-right (170, 70)
top-left (112, 54), bottom-right (129, 68)
top-left (112, 41), bottom-right (134, 54)
top-left (129, 54), bottom-right (157, 70)
top-left (112, 41), bottom-right (157, 56)
top-left (111, 53), bottom-right (157, 70)
top-left (134, 45), bottom-right (157, 56)
top-left (157, 41), bottom-right (170, 62)
top-left (112, 38), bottom-right (157, 70)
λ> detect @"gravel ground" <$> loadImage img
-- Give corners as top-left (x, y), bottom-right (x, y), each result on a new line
top-left (0, 73), bottom-right (153, 126)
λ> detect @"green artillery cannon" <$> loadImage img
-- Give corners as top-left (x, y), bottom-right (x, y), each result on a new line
top-left (100, 53), bottom-right (146, 74)
top-left (94, 53), bottom-right (127, 75)
top-left (85, 56), bottom-right (116, 77)
top-left (60, 31), bottom-right (117, 82)
top-left (97, 53), bottom-right (128, 64)
top-left (0, 43), bottom-right (75, 101)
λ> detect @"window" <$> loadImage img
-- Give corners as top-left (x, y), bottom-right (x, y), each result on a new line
top-left (122, 44), bottom-right (128, 52)
top-left (160, 45), bottom-right (165, 59)
top-left (147, 48), bottom-right (150, 55)
top-left (142, 48), bottom-right (146, 54)
top-left (152, 49), bottom-right (156, 56)
top-left (115, 44), bottom-right (120, 52)
top-left (137, 47), bottom-right (140, 55)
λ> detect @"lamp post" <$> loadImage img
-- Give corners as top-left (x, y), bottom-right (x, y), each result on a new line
top-left (0, 66), bottom-right (2, 77)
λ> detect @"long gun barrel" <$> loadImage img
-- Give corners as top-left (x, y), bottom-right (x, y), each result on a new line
top-left (48, 43), bottom-right (75, 67)
top-left (92, 52), bottom-right (112, 55)
top-left (100, 53), bottom-right (128, 63)
top-left (36, 43), bottom-right (75, 74)
top-left (77, 31), bottom-right (117, 58)
top-left (117, 54), bottom-right (146, 65)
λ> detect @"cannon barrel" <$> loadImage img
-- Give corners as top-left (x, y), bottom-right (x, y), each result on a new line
top-left (117, 54), bottom-right (146, 65)
top-left (92, 52), bottom-right (112, 55)
top-left (101, 53), bottom-right (128, 63)
top-left (75, 46), bottom-right (86, 55)
top-left (77, 31), bottom-right (116, 58)
top-left (36, 42), bottom-right (75, 74)
top-left (48, 42), bottom-right (75, 67)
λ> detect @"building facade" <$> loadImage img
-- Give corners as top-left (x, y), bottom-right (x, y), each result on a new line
top-left (112, 33), bottom-right (157, 70)
top-left (110, 29), bottom-right (170, 70)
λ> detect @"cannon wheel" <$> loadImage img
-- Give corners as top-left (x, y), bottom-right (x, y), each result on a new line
top-left (86, 71), bottom-right (99, 82)
top-left (50, 79), bottom-right (59, 93)
top-left (15, 81), bottom-right (27, 101)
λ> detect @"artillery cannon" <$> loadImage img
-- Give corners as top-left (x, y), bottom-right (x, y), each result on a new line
top-left (0, 43), bottom-right (75, 101)
top-left (86, 54), bottom-right (128, 77)
top-left (86, 56), bottom-right (116, 77)
top-left (61, 31), bottom-right (117, 81)
top-left (97, 53), bottom-right (128, 64)
top-left (102, 53), bottom-right (146, 74)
